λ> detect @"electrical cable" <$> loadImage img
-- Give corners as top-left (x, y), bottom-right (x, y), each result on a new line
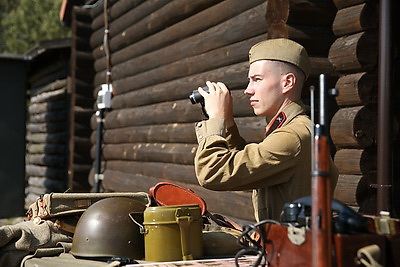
top-left (235, 219), bottom-right (280, 267)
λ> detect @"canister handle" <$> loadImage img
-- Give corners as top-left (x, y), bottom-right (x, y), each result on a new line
top-left (176, 208), bottom-right (194, 261)
top-left (129, 212), bottom-right (147, 234)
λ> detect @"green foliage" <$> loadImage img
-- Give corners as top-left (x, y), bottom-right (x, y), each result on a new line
top-left (0, 0), bottom-right (71, 55)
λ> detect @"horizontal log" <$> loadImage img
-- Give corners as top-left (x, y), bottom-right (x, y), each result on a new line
top-left (25, 185), bottom-right (49, 196)
top-left (94, 0), bottom-right (265, 70)
top-left (106, 160), bottom-right (196, 185)
top-left (95, 143), bottom-right (197, 165)
top-left (29, 64), bottom-right (67, 90)
top-left (30, 69), bottom-right (68, 91)
top-left (105, 38), bottom-right (334, 98)
top-left (26, 132), bottom-right (67, 144)
top-left (96, 9), bottom-right (333, 86)
top-left (332, 3), bottom-right (378, 37)
top-left (334, 174), bottom-right (362, 207)
top-left (91, 0), bottom-right (168, 43)
top-left (90, 169), bottom-right (254, 221)
top-left (27, 122), bottom-right (67, 134)
top-left (328, 31), bottom-right (378, 73)
top-left (95, 3), bottom-right (268, 84)
top-left (102, 91), bottom-right (254, 129)
top-left (333, 0), bottom-right (366, 10)
top-left (27, 154), bottom-right (65, 167)
top-left (29, 99), bottom-right (67, 114)
top-left (106, 36), bottom-right (262, 95)
top-left (110, 57), bottom-right (335, 111)
top-left (73, 20), bottom-right (93, 38)
top-left (28, 176), bottom-right (66, 192)
top-left (88, 0), bottom-right (119, 23)
top-left (335, 72), bottom-right (377, 106)
top-left (29, 110), bottom-right (67, 124)
top-left (94, 117), bottom-right (265, 145)
top-left (30, 87), bottom-right (67, 104)
top-left (330, 105), bottom-right (377, 148)
top-left (71, 35), bottom-right (92, 51)
top-left (30, 79), bottom-right (67, 99)
top-left (26, 164), bottom-right (67, 180)
top-left (91, 0), bottom-right (145, 31)
top-left (111, 62), bottom-right (249, 109)
top-left (334, 148), bottom-right (376, 174)
top-left (27, 143), bottom-right (65, 154)
top-left (92, 0), bottom-right (222, 57)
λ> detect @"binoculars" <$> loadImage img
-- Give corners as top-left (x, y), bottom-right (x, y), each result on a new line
top-left (188, 86), bottom-right (209, 105)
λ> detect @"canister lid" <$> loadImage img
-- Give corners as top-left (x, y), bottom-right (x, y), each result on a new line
top-left (143, 204), bottom-right (202, 224)
top-left (149, 182), bottom-right (207, 215)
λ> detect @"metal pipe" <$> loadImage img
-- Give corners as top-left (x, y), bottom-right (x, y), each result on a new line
top-left (377, 0), bottom-right (392, 213)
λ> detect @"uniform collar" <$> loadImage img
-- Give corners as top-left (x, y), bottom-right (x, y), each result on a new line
top-left (265, 101), bottom-right (307, 137)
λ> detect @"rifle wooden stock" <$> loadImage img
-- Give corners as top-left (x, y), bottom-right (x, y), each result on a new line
top-left (312, 126), bottom-right (332, 267)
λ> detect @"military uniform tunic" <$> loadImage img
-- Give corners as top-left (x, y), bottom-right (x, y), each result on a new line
top-left (194, 101), bottom-right (338, 221)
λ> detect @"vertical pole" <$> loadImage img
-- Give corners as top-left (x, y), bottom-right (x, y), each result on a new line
top-left (377, 0), bottom-right (392, 213)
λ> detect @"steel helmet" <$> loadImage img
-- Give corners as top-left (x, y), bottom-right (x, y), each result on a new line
top-left (70, 197), bottom-right (146, 260)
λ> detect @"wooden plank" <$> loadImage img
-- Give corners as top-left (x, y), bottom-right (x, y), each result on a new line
top-left (334, 148), bottom-right (376, 175)
top-left (330, 106), bottom-right (377, 148)
top-left (332, 3), bottom-right (378, 37)
top-left (328, 31), bottom-right (378, 73)
top-left (335, 72), bottom-right (377, 106)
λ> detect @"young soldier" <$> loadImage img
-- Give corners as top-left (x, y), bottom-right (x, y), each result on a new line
top-left (194, 38), bottom-right (338, 221)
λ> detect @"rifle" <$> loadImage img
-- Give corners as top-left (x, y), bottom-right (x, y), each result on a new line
top-left (310, 74), bottom-right (335, 267)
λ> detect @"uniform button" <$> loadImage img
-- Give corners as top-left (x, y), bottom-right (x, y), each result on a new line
top-left (198, 135), bottom-right (203, 139)
top-left (196, 122), bottom-right (202, 127)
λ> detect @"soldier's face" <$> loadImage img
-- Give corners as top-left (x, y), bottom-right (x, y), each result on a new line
top-left (245, 60), bottom-right (285, 118)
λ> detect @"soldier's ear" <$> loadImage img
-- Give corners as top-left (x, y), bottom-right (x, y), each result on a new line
top-left (282, 72), bottom-right (296, 94)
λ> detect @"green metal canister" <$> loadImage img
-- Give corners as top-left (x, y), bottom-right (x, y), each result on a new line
top-left (142, 204), bottom-right (203, 262)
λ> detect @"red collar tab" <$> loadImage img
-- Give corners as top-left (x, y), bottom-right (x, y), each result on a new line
top-left (265, 112), bottom-right (286, 137)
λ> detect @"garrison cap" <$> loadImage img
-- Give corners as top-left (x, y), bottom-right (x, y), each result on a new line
top-left (249, 38), bottom-right (311, 79)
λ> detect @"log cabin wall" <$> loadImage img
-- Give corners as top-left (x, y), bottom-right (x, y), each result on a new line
top-left (330, 0), bottom-right (400, 216)
top-left (72, 0), bottom-right (338, 222)
top-left (328, 0), bottom-right (380, 213)
top-left (25, 40), bottom-right (71, 208)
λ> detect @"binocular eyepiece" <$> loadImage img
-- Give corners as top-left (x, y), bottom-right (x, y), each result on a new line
top-left (189, 86), bottom-right (209, 105)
